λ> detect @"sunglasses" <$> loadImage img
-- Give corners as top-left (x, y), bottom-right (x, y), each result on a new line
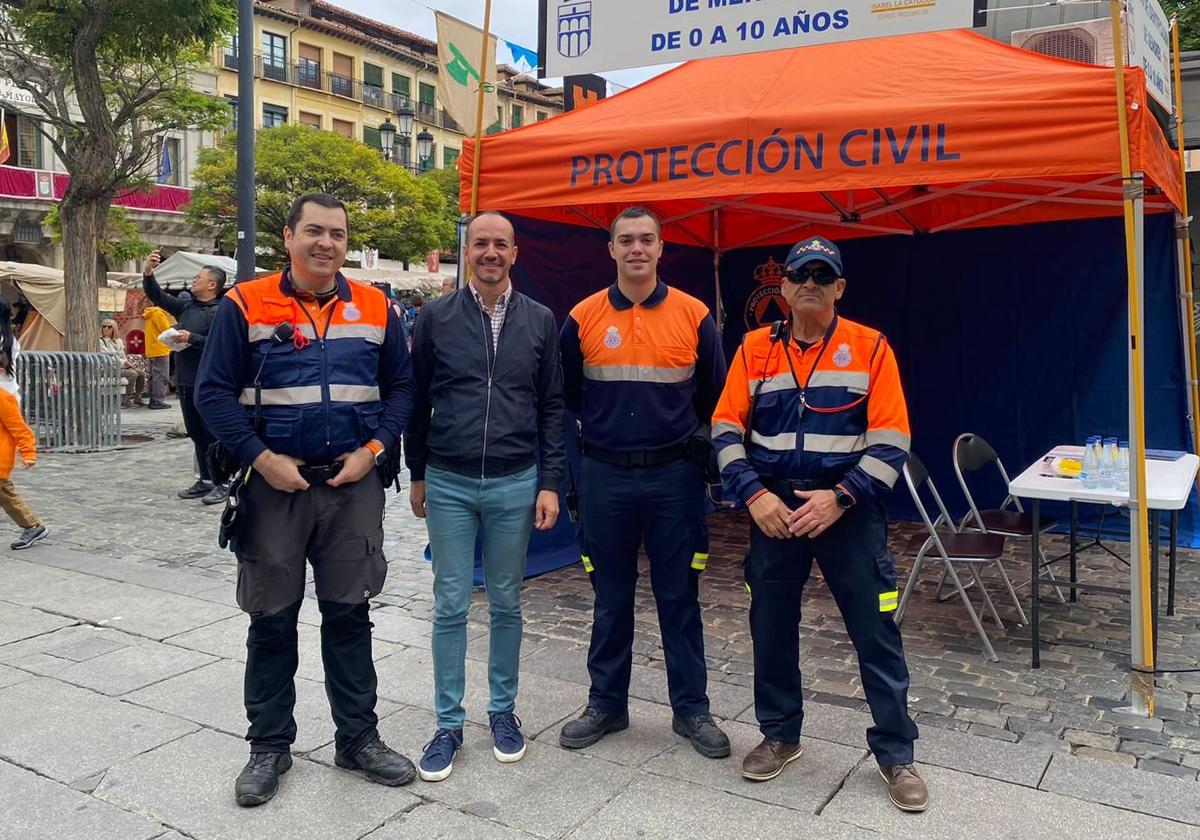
top-left (784, 266), bottom-right (838, 286)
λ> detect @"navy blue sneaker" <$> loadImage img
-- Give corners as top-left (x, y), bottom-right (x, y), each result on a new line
top-left (418, 727), bottom-right (463, 782)
top-left (489, 711), bottom-right (526, 763)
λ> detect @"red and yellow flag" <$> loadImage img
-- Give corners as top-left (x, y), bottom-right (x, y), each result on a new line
top-left (0, 110), bottom-right (10, 166)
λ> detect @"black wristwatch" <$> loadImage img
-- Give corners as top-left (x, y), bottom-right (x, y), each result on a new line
top-left (834, 485), bottom-right (856, 510)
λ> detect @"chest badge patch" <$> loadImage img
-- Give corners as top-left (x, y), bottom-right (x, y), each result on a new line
top-left (832, 343), bottom-right (852, 368)
top-left (342, 303), bottom-right (362, 322)
top-left (604, 325), bottom-right (622, 349)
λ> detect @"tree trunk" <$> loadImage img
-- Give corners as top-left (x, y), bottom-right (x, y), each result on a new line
top-left (60, 195), bottom-right (109, 352)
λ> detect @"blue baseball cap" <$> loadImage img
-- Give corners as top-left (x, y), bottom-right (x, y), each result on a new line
top-left (785, 236), bottom-right (843, 277)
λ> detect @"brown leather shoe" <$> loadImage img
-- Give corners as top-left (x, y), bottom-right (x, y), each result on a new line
top-left (879, 763), bottom-right (928, 812)
top-left (741, 738), bottom-right (803, 781)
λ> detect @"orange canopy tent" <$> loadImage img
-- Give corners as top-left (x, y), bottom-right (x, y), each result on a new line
top-left (460, 29), bottom-right (1183, 245)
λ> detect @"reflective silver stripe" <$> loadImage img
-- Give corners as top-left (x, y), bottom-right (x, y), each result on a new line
top-left (712, 421), bottom-right (744, 439)
top-left (860, 455), bottom-right (899, 487)
top-left (329, 384), bottom-right (381, 402)
top-left (717, 443), bottom-right (748, 471)
top-left (803, 433), bottom-right (866, 453)
top-left (808, 371), bottom-right (870, 393)
top-left (748, 373), bottom-right (798, 396)
top-left (327, 324), bottom-right (386, 343)
top-left (749, 431), bottom-right (796, 451)
top-left (239, 385), bottom-right (322, 406)
top-left (249, 324), bottom-right (384, 343)
top-left (865, 429), bottom-right (912, 451)
top-left (583, 364), bottom-right (695, 383)
top-left (237, 383), bottom-right (380, 406)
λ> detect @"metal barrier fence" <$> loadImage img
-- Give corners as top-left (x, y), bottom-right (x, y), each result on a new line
top-left (16, 352), bottom-right (122, 452)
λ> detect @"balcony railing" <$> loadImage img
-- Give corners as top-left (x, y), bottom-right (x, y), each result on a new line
top-left (223, 51), bottom-right (239, 70)
top-left (246, 55), bottom-right (463, 132)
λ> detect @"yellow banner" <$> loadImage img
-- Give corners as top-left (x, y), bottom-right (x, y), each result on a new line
top-left (0, 109), bottom-right (10, 166)
top-left (435, 12), bottom-right (499, 138)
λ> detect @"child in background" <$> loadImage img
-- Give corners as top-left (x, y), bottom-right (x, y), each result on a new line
top-left (0, 358), bottom-right (45, 549)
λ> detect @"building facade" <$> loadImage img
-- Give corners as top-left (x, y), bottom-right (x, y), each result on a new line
top-left (217, 0), bottom-right (563, 173)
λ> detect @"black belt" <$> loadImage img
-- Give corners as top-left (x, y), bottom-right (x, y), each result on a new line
top-left (582, 443), bottom-right (688, 468)
top-left (762, 477), bottom-right (835, 496)
top-left (299, 462), bottom-right (342, 483)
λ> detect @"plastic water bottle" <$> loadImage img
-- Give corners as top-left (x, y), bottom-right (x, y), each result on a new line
top-left (1099, 436), bottom-right (1118, 489)
top-left (1115, 440), bottom-right (1130, 494)
top-left (1080, 436), bottom-right (1100, 489)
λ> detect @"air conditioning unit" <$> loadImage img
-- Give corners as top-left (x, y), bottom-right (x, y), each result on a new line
top-left (1010, 18), bottom-right (1121, 67)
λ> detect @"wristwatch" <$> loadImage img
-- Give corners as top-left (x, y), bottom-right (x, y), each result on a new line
top-left (834, 485), bottom-right (856, 510)
top-left (365, 439), bottom-right (386, 466)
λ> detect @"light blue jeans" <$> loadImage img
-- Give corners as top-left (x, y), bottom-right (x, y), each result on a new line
top-left (425, 464), bottom-right (537, 729)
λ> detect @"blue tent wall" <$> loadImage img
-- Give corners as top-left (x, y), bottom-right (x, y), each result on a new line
top-left (468, 212), bottom-right (1194, 584)
top-left (718, 214), bottom-right (1195, 543)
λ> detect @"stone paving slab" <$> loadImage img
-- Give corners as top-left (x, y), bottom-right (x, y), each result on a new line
top-left (562, 773), bottom-right (878, 840)
top-left (0, 677), bottom-right (198, 783)
top-left (371, 646), bottom-right (587, 738)
top-left (93, 728), bottom-right (420, 840)
top-left (363, 803), bottom-right (540, 840)
top-left (822, 761), bottom-right (1200, 839)
top-left (313, 705), bottom-right (636, 840)
top-left (164, 613), bottom-right (406, 684)
top-left (0, 556), bottom-right (123, 607)
top-left (28, 545), bottom-right (232, 597)
top-left (44, 580), bottom-right (240, 641)
top-left (125, 659), bottom-right (400, 754)
top-left (0, 624), bottom-right (134, 665)
top-left (0, 601), bottom-right (76, 646)
top-left (0, 663), bottom-right (30, 689)
top-left (643, 717), bottom-right (868, 815)
top-left (0, 760), bottom-right (166, 840)
top-left (52, 641), bottom-right (217, 697)
top-left (1039, 752), bottom-right (1200, 825)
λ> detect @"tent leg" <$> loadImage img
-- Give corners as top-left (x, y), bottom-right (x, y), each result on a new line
top-left (1175, 221), bottom-right (1197, 453)
top-left (712, 209), bottom-right (724, 329)
top-left (1110, 1), bottom-right (1153, 714)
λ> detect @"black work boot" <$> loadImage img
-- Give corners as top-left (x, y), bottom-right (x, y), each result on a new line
top-left (559, 707), bottom-right (629, 749)
top-left (672, 713), bottom-right (732, 758)
top-left (234, 752), bottom-right (292, 807)
top-left (334, 736), bottom-right (416, 786)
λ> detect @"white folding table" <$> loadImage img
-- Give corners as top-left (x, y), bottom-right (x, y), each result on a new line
top-left (1007, 446), bottom-right (1199, 667)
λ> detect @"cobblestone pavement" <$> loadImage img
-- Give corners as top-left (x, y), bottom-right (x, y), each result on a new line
top-left (18, 406), bottom-right (1200, 785)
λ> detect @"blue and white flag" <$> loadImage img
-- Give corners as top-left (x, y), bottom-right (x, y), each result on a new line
top-left (502, 39), bottom-right (538, 75)
top-left (157, 140), bottom-right (172, 184)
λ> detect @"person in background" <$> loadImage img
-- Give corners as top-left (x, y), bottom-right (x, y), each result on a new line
top-left (142, 303), bottom-right (175, 410)
top-left (142, 251), bottom-right (227, 505)
top-left (0, 299), bottom-right (21, 401)
top-left (100, 319), bottom-right (145, 409)
top-left (410, 294), bottom-right (424, 323)
top-left (440, 278), bottom-right (455, 297)
top-left (0, 356), bottom-right (46, 550)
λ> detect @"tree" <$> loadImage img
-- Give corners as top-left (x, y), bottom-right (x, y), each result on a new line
top-left (187, 124), bottom-right (456, 266)
top-left (421, 164), bottom-right (463, 250)
top-left (43, 204), bottom-right (154, 267)
top-left (0, 0), bottom-right (235, 350)
top-left (1180, 1), bottom-right (1200, 52)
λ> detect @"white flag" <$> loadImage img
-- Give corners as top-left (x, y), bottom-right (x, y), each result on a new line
top-left (435, 12), bottom-right (499, 137)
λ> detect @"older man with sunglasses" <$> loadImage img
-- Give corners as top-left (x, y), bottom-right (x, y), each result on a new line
top-left (710, 236), bottom-right (926, 813)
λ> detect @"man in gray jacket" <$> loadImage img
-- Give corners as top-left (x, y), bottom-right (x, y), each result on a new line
top-left (405, 211), bottom-right (566, 782)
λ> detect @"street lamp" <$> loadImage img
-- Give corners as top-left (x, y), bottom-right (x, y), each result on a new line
top-left (416, 128), bottom-right (434, 173)
top-left (397, 103), bottom-right (415, 140)
top-left (378, 118), bottom-right (396, 160)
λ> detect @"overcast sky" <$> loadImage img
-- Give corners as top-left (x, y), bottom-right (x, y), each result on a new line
top-left (336, 0), bottom-right (675, 91)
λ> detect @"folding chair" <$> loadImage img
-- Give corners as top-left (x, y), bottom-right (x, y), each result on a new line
top-left (898, 454), bottom-right (1027, 662)
top-left (952, 433), bottom-right (1066, 603)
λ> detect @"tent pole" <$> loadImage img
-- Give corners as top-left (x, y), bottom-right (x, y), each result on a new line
top-left (1111, 0), bottom-right (1155, 712)
top-left (468, 0), bottom-right (494, 218)
top-left (712, 209), bottom-right (724, 330)
top-left (1173, 22), bottom-right (1200, 480)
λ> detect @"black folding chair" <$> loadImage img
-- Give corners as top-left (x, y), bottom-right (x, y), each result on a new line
top-left (952, 433), bottom-right (1067, 603)
top-left (898, 454), bottom-right (1026, 662)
